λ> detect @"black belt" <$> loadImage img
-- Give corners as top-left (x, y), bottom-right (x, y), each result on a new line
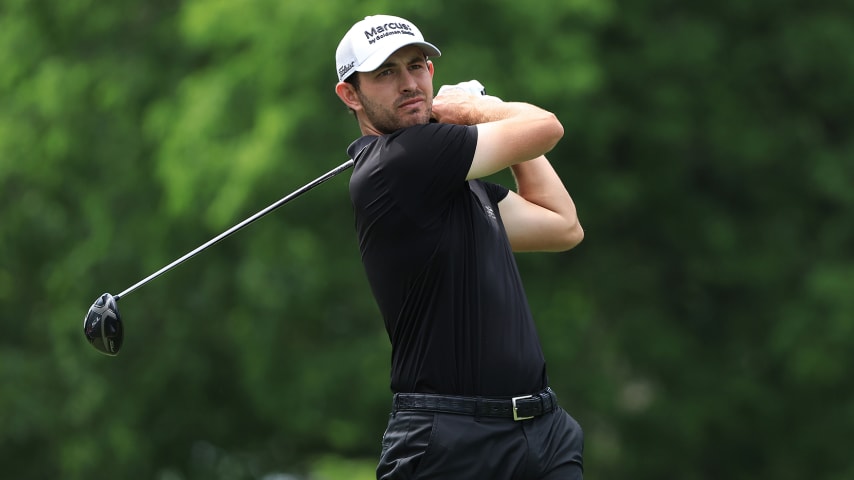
top-left (392, 387), bottom-right (558, 421)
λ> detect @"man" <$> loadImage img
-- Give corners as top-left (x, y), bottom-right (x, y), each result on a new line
top-left (334, 14), bottom-right (585, 479)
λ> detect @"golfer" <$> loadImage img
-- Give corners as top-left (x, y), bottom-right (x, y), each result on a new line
top-left (334, 14), bottom-right (585, 479)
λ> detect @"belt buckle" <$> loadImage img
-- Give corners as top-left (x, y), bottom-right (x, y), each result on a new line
top-left (512, 395), bottom-right (534, 421)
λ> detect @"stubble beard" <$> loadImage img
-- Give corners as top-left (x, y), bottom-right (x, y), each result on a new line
top-left (359, 92), bottom-right (432, 134)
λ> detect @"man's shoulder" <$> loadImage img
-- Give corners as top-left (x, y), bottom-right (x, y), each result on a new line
top-left (348, 123), bottom-right (474, 154)
top-left (386, 123), bottom-right (477, 151)
top-left (394, 122), bottom-right (473, 138)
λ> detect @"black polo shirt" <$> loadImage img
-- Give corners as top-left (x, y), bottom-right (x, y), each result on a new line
top-left (347, 123), bottom-right (548, 397)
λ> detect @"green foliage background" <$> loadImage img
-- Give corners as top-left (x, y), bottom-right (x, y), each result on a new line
top-left (2, 0), bottom-right (852, 478)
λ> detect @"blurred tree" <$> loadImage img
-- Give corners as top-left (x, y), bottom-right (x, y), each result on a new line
top-left (1, 0), bottom-right (852, 478)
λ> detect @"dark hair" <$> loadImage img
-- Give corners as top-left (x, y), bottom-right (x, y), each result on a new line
top-left (345, 73), bottom-right (360, 90)
top-left (344, 74), bottom-right (360, 116)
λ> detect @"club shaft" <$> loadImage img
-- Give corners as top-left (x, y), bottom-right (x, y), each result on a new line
top-left (116, 159), bottom-right (354, 300)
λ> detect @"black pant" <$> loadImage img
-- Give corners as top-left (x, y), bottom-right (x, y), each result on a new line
top-left (376, 398), bottom-right (584, 479)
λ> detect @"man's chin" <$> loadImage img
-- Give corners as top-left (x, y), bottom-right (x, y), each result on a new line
top-left (400, 111), bottom-right (431, 128)
top-left (372, 112), bottom-right (431, 134)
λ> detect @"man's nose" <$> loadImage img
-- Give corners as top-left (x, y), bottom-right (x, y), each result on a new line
top-left (399, 70), bottom-right (417, 92)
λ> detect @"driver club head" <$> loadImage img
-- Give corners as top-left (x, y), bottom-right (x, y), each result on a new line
top-left (83, 293), bottom-right (123, 355)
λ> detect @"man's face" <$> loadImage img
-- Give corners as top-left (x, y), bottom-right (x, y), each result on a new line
top-left (354, 46), bottom-right (434, 134)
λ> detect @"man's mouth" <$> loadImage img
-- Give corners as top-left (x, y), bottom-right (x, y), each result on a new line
top-left (398, 97), bottom-right (424, 109)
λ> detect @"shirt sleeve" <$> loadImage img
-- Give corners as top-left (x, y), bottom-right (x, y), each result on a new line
top-left (482, 180), bottom-right (510, 204)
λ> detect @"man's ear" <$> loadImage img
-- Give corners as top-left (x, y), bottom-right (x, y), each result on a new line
top-left (335, 81), bottom-right (361, 111)
top-left (427, 60), bottom-right (435, 78)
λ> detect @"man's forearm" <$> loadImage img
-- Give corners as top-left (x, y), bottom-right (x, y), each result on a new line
top-left (511, 156), bottom-right (577, 219)
top-left (434, 95), bottom-right (558, 127)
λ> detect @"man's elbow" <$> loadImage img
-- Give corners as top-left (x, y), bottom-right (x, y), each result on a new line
top-left (544, 113), bottom-right (565, 152)
top-left (553, 220), bottom-right (584, 252)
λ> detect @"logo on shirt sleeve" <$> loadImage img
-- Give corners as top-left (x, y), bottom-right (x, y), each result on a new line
top-left (483, 205), bottom-right (497, 221)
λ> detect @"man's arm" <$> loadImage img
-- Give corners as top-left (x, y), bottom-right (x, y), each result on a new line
top-left (432, 91), bottom-right (582, 252)
top-left (499, 156), bottom-right (583, 252)
top-left (431, 92), bottom-right (564, 179)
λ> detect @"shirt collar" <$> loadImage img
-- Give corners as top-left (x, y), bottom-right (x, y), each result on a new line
top-left (347, 135), bottom-right (379, 161)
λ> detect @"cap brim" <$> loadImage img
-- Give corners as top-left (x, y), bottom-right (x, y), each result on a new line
top-left (355, 41), bottom-right (441, 73)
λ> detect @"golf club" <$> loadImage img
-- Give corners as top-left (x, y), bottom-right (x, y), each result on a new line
top-left (83, 159), bottom-right (355, 356)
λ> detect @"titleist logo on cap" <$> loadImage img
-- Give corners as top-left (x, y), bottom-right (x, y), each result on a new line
top-left (364, 22), bottom-right (416, 45)
top-left (338, 61), bottom-right (355, 78)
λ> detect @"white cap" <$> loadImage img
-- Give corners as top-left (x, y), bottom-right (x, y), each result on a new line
top-left (336, 15), bottom-right (441, 82)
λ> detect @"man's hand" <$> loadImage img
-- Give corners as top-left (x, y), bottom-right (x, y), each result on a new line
top-left (437, 80), bottom-right (487, 97)
top-left (431, 80), bottom-right (502, 125)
